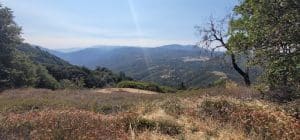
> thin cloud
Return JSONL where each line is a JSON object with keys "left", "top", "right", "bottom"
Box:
{"left": 24, "top": 35, "right": 195, "bottom": 49}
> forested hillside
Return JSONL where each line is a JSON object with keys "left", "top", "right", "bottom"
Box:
{"left": 49, "top": 45, "right": 258, "bottom": 88}
{"left": 17, "top": 43, "right": 132, "bottom": 89}
{"left": 0, "top": 4, "right": 130, "bottom": 90}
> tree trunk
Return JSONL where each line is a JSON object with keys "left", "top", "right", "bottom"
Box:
{"left": 231, "top": 53, "right": 251, "bottom": 86}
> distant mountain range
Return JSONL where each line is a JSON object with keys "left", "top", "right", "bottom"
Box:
{"left": 44, "top": 44, "right": 245, "bottom": 88}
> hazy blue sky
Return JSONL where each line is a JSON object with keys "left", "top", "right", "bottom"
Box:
{"left": 2, "top": 0, "right": 238, "bottom": 49}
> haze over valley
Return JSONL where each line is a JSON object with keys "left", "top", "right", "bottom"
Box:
{"left": 45, "top": 44, "right": 244, "bottom": 87}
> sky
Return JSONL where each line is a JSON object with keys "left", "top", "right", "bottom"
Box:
{"left": 1, "top": 0, "right": 238, "bottom": 49}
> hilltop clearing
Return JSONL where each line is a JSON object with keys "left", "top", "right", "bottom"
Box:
{"left": 0, "top": 87, "right": 298, "bottom": 140}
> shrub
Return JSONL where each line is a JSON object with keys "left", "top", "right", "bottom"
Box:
{"left": 157, "top": 119, "right": 183, "bottom": 135}
{"left": 91, "top": 104, "right": 128, "bottom": 115}
{"left": 35, "top": 65, "right": 60, "bottom": 90}
{"left": 132, "top": 118, "right": 183, "bottom": 136}
{"left": 162, "top": 98, "right": 185, "bottom": 116}
{"left": 134, "top": 118, "right": 157, "bottom": 131}
{"left": 199, "top": 99, "right": 236, "bottom": 121}
{"left": 160, "top": 86, "right": 178, "bottom": 93}
{"left": 211, "top": 78, "right": 227, "bottom": 87}
{"left": 59, "top": 79, "right": 79, "bottom": 89}
{"left": 198, "top": 99, "right": 300, "bottom": 139}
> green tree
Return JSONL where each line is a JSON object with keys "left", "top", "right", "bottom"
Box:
{"left": 35, "top": 65, "right": 60, "bottom": 89}
{"left": 230, "top": 0, "right": 300, "bottom": 99}
{"left": 0, "top": 4, "right": 38, "bottom": 89}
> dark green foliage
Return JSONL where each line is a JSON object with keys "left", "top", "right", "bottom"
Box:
{"left": 5, "top": 53, "right": 38, "bottom": 88}
{"left": 0, "top": 5, "right": 22, "bottom": 45}
{"left": 0, "top": 5, "right": 38, "bottom": 89}
{"left": 230, "top": 0, "right": 300, "bottom": 99}
{"left": 59, "top": 79, "right": 79, "bottom": 89}
{"left": 17, "top": 44, "right": 70, "bottom": 66}
{"left": 0, "top": 46, "right": 61, "bottom": 90}
{"left": 117, "top": 81, "right": 177, "bottom": 93}
{"left": 35, "top": 65, "right": 59, "bottom": 90}
{"left": 45, "top": 64, "right": 122, "bottom": 89}
{"left": 84, "top": 67, "right": 120, "bottom": 88}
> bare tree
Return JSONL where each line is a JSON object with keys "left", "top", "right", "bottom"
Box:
{"left": 196, "top": 17, "right": 251, "bottom": 86}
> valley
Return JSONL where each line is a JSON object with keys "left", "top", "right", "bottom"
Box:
{"left": 47, "top": 44, "right": 247, "bottom": 88}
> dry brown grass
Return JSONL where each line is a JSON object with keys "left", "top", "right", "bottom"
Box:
{"left": 198, "top": 97, "right": 300, "bottom": 139}
{"left": 0, "top": 87, "right": 299, "bottom": 140}
{"left": 0, "top": 88, "right": 160, "bottom": 114}
{"left": 0, "top": 109, "right": 132, "bottom": 140}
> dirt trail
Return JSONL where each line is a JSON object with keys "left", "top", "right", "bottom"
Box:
{"left": 96, "top": 88, "right": 159, "bottom": 95}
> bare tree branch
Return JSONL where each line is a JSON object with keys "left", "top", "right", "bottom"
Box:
{"left": 195, "top": 16, "right": 251, "bottom": 86}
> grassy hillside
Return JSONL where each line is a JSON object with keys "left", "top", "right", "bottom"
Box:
{"left": 0, "top": 87, "right": 298, "bottom": 139}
